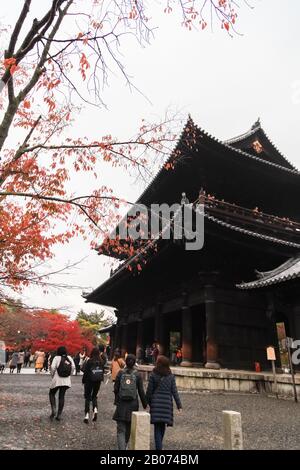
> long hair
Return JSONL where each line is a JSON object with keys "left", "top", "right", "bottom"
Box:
{"left": 57, "top": 346, "right": 67, "bottom": 356}
{"left": 153, "top": 355, "right": 171, "bottom": 376}
{"left": 90, "top": 347, "right": 101, "bottom": 361}
{"left": 113, "top": 349, "right": 121, "bottom": 360}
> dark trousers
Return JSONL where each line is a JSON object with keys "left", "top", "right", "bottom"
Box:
{"left": 84, "top": 382, "right": 101, "bottom": 413}
{"left": 154, "top": 422, "right": 166, "bottom": 450}
{"left": 17, "top": 364, "right": 22, "bottom": 373}
{"left": 49, "top": 386, "right": 68, "bottom": 416}
{"left": 117, "top": 421, "right": 131, "bottom": 450}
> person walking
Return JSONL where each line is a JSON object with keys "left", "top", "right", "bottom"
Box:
{"left": 10, "top": 350, "right": 19, "bottom": 373}
{"left": 110, "top": 349, "right": 125, "bottom": 382}
{"left": 175, "top": 348, "right": 182, "bottom": 365}
{"left": 24, "top": 350, "right": 30, "bottom": 367}
{"left": 5, "top": 348, "right": 10, "bottom": 367}
{"left": 113, "top": 354, "right": 147, "bottom": 450}
{"left": 43, "top": 352, "right": 50, "bottom": 372}
{"left": 35, "top": 350, "right": 45, "bottom": 373}
{"left": 146, "top": 355, "right": 182, "bottom": 451}
{"left": 49, "top": 346, "right": 75, "bottom": 421}
{"left": 29, "top": 352, "right": 35, "bottom": 368}
{"left": 152, "top": 342, "right": 159, "bottom": 364}
{"left": 17, "top": 350, "right": 25, "bottom": 373}
{"left": 79, "top": 349, "right": 87, "bottom": 373}
{"left": 145, "top": 345, "right": 152, "bottom": 365}
{"left": 74, "top": 352, "right": 80, "bottom": 375}
{"left": 82, "top": 347, "right": 106, "bottom": 423}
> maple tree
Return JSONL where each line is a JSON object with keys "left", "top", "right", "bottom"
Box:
{"left": 0, "top": 0, "right": 251, "bottom": 301}
{"left": 0, "top": 302, "right": 94, "bottom": 353}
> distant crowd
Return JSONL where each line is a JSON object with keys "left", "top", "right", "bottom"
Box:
{"left": 0, "top": 345, "right": 111, "bottom": 374}
{"left": 136, "top": 342, "right": 183, "bottom": 366}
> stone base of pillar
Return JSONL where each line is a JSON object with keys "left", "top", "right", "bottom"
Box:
{"left": 205, "top": 361, "right": 221, "bottom": 370}
{"left": 180, "top": 361, "right": 192, "bottom": 367}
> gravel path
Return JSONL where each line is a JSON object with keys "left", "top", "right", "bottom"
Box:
{"left": 1, "top": 372, "right": 300, "bottom": 450}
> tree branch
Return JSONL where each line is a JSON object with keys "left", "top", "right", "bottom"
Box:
{"left": 6, "top": 0, "right": 32, "bottom": 57}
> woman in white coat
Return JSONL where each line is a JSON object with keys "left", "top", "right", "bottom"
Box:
{"left": 49, "top": 346, "right": 75, "bottom": 421}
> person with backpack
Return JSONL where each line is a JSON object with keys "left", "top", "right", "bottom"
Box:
{"left": 110, "top": 349, "right": 125, "bottom": 382}
{"left": 146, "top": 355, "right": 182, "bottom": 451}
{"left": 113, "top": 354, "right": 147, "bottom": 450}
{"left": 82, "top": 347, "right": 106, "bottom": 424}
{"left": 49, "top": 346, "right": 75, "bottom": 421}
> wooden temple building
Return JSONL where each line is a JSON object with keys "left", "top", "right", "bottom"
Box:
{"left": 85, "top": 117, "right": 300, "bottom": 371}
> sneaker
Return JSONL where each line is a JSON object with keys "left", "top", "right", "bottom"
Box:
{"left": 84, "top": 412, "right": 89, "bottom": 424}
{"left": 92, "top": 407, "right": 98, "bottom": 422}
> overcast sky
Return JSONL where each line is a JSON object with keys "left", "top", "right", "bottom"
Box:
{"left": 2, "top": 1, "right": 300, "bottom": 318}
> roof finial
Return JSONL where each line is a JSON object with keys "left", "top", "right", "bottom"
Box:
{"left": 251, "top": 117, "right": 261, "bottom": 130}
{"left": 181, "top": 192, "right": 189, "bottom": 205}
{"left": 186, "top": 113, "right": 195, "bottom": 127}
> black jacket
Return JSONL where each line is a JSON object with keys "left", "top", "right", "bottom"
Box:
{"left": 146, "top": 372, "right": 182, "bottom": 426}
{"left": 113, "top": 368, "right": 147, "bottom": 422}
{"left": 82, "top": 357, "right": 106, "bottom": 384}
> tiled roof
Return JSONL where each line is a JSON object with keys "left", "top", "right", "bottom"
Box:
{"left": 224, "top": 119, "right": 261, "bottom": 145}
{"left": 236, "top": 255, "right": 300, "bottom": 289}
{"left": 223, "top": 119, "right": 297, "bottom": 171}
{"left": 137, "top": 116, "right": 300, "bottom": 207}
{"left": 204, "top": 212, "right": 300, "bottom": 249}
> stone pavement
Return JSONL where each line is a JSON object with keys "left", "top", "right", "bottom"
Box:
{"left": 1, "top": 372, "right": 300, "bottom": 450}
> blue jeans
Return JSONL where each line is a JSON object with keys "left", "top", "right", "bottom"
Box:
{"left": 154, "top": 422, "right": 166, "bottom": 450}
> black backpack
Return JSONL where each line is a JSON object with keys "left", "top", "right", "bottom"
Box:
{"left": 57, "top": 355, "right": 72, "bottom": 377}
{"left": 119, "top": 369, "right": 137, "bottom": 401}
{"left": 89, "top": 361, "right": 104, "bottom": 382}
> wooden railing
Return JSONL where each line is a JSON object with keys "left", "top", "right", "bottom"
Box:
{"left": 199, "top": 192, "right": 300, "bottom": 243}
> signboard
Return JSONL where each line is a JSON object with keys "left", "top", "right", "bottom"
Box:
{"left": 267, "top": 346, "right": 276, "bottom": 361}
{"left": 276, "top": 322, "right": 289, "bottom": 370}
{"left": 0, "top": 340, "right": 6, "bottom": 365}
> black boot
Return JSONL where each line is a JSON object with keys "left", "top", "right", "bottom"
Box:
{"left": 56, "top": 400, "right": 64, "bottom": 421}
{"left": 49, "top": 393, "right": 56, "bottom": 420}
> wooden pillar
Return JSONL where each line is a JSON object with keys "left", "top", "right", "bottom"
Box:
{"left": 136, "top": 313, "right": 144, "bottom": 362}
{"left": 266, "top": 293, "right": 281, "bottom": 369}
{"left": 154, "top": 304, "right": 164, "bottom": 355}
{"left": 114, "top": 323, "right": 121, "bottom": 351}
{"left": 181, "top": 305, "right": 192, "bottom": 367}
{"left": 204, "top": 284, "right": 220, "bottom": 369}
{"left": 121, "top": 316, "right": 128, "bottom": 358}
{"left": 109, "top": 327, "right": 115, "bottom": 357}
{"left": 266, "top": 293, "right": 277, "bottom": 345}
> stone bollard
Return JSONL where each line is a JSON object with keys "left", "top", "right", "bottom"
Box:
{"left": 222, "top": 410, "right": 243, "bottom": 450}
{"left": 130, "top": 411, "right": 150, "bottom": 450}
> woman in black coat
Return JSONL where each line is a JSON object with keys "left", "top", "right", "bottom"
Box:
{"left": 113, "top": 354, "right": 147, "bottom": 450}
{"left": 146, "top": 355, "right": 182, "bottom": 450}
{"left": 82, "top": 347, "right": 106, "bottom": 423}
